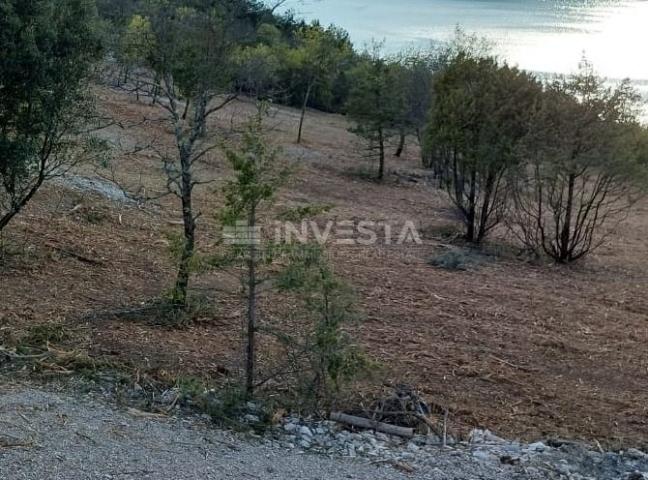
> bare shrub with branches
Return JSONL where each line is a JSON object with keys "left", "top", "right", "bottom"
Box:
{"left": 510, "top": 62, "right": 648, "bottom": 263}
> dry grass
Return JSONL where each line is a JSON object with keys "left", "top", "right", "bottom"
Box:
{"left": 1, "top": 87, "right": 647, "bottom": 447}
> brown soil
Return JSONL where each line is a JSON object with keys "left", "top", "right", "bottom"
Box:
{"left": 1, "top": 87, "right": 647, "bottom": 448}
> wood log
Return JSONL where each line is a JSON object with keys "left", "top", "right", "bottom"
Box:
{"left": 330, "top": 412, "right": 414, "bottom": 438}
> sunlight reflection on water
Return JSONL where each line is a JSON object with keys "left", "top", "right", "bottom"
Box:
{"left": 280, "top": 0, "right": 648, "bottom": 121}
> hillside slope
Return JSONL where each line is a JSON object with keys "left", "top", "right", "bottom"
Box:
{"left": 1, "top": 87, "right": 647, "bottom": 447}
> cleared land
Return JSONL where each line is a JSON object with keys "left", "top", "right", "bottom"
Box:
{"left": 1, "top": 88, "right": 647, "bottom": 448}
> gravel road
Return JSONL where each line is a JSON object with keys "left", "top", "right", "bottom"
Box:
{"left": 1, "top": 383, "right": 645, "bottom": 480}
{"left": 0, "top": 383, "right": 543, "bottom": 480}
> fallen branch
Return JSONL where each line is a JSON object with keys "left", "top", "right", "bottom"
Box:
{"left": 45, "top": 242, "right": 105, "bottom": 266}
{"left": 490, "top": 355, "right": 537, "bottom": 373}
{"left": 0, "top": 347, "right": 54, "bottom": 361}
{"left": 330, "top": 412, "right": 414, "bottom": 438}
{"left": 0, "top": 436, "right": 34, "bottom": 449}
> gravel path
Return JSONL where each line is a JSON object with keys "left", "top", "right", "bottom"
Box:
{"left": 1, "top": 384, "right": 646, "bottom": 480}
{"left": 0, "top": 385, "right": 410, "bottom": 480}
{"left": 0, "top": 384, "right": 537, "bottom": 480}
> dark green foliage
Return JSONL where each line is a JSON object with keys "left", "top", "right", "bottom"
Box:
{"left": 284, "top": 24, "right": 354, "bottom": 142}
{"left": 116, "top": 0, "right": 256, "bottom": 309}
{"left": 217, "top": 105, "right": 290, "bottom": 397}
{"left": 425, "top": 51, "right": 542, "bottom": 242}
{"left": 0, "top": 0, "right": 103, "bottom": 231}
{"left": 346, "top": 44, "right": 404, "bottom": 181}
{"left": 276, "top": 244, "right": 369, "bottom": 408}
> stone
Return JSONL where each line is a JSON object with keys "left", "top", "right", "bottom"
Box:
{"left": 500, "top": 455, "right": 521, "bottom": 466}
{"left": 526, "top": 441, "right": 547, "bottom": 453}
{"left": 627, "top": 473, "right": 645, "bottom": 480}
{"left": 347, "top": 444, "right": 356, "bottom": 458}
{"left": 299, "top": 426, "right": 313, "bottom": 437}
{"left": 626, "top": 449, "right": 648, "bottom": 460}
{"left": 472, "top": 450, "right": 493, "bottom": 462}
{"left": 407, "top": 442, "right": 420, "bottom": 452}
{"left": 469, "top": 429, "right": 506, "bottom": 444}
{"left": 298, "top": 439, "right": 311, "bottom": 449}
{"left": 283, "top": 422, "right": 297, "bottom": 433}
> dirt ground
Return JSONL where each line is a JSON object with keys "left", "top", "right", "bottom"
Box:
{"left": 1, "top": 87, "right": 647, "bottom": 448}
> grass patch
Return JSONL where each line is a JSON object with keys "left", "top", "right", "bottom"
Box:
{"left": 429, "top": 248, "right": 487, "bottom": 271}
{"left": 343, "top": 164, "right": 380, "bottom": 182}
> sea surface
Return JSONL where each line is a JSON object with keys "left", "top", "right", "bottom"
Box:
{"left": 278, "top": 0, "right": 648, "bottom": 118}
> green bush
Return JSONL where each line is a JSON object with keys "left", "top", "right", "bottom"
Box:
{"left": 429, "top": 249, "right": 483, "bottom": 271}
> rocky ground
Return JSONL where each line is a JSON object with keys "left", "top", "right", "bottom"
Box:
{"left": 1, "top": 382, "right": 647, "bottom": 480}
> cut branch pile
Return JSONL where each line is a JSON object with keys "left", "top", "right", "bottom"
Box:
{"left": 333, "top": 385, "right": 449, "bottom": 441}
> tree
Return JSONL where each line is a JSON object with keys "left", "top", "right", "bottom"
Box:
{"left": 128, "top": 1, "right": 244, "bottom": 309}
{"left": 286, "top": 24, "right": 352, "bottom": 143}
{"left": 425, "top": 52, "right": 541, "bottom": 242}
{"left": 117, "top": 13, "right": 154, "bottom": 90}
{"left": 233, "top": 25, "right": 283, "bottom": 99}
{"left": 391, "top": 51, "right": 436, "bottom": 159}
{"left": 276, "top": 244, "right": 366, "bottom": 408}
{"left": 0, "top": 0, "right": 103, "bottom": 232}
{"left": 510, "top": 62, "right": 648, "bottom": 262}
{"left": 346, "top": 45, "right": 413, "bottom": 181}
{"left": 218, "top": 105, "right": 290, "bottom": 397}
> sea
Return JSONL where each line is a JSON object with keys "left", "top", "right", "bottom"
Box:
{"left": 278, "top": 0, "right": 648, "bottom": 120}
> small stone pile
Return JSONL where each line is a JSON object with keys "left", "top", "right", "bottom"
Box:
{"left": 260, "top": 416, "right": 648, "bottom": 480}
{"left": 273, "top": 415, "right": 440, "bottom": 460}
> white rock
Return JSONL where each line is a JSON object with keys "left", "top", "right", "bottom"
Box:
{"left": 298, "top": 439, "right": 311, "bottom": 449}
{"left": 283, "top": 422, "right": 297, "bottom": 432}
{"left": 526, "top": 441, "right": 547, "bottom": 453}
{"left": 299, "top": 426, "right": 313, "bottom": 437}
{"left": 407, "top": 442, "right": 420, "bottom": 452}
{"left": 347, "top": 444, "right": 356, "bottom": 458}
{"left": 625, "top": 448, "right": 648, "bottom": 460}
{"left": 472, "top": 450, "right": 493, "bottom": 462}
{"left": 469, "top": 429, "right": 506, "bottom": 444}
{"left": 375, "top": 432, "right": 390, "bottom": 442}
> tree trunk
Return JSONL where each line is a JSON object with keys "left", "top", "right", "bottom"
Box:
{"left": 378, "top": 127, "right": 385, "bottom": 181}
{"left": 173, "top": 150, "right": 196, "bottom": 309}
{"left": 465, "top": 168, "right": 477, "bottom": 242}
{"left": 559, "top": 173, "right": 576, "bottom": 262}
{"left": 245, "top": 206, "right": 258, "bottom": 398}
{"left": 416, "top": 128, "right": 428, "bottom": 167}
{"left": 0, "top": 163, "right": 47, "bottom": 232}
{"left": 476, "top": 172, "right": 495, "bottom": 242}
{"left": 297, "top": 80, "right": 313, "bottom": 144}
{"left": 395, "top": 130, "right": 406, "bottom": 157}
{"left": 151, "top": 74, "right": 160, "bottom": 105}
